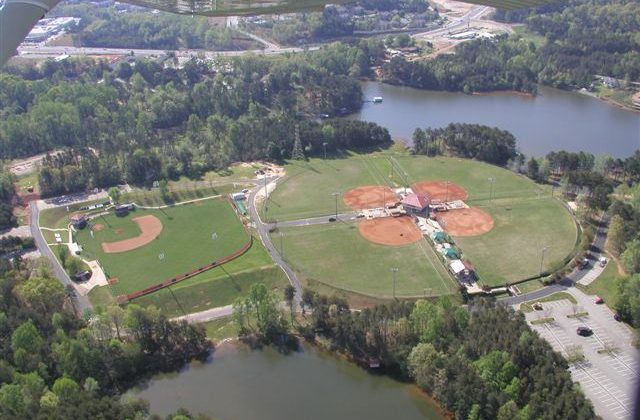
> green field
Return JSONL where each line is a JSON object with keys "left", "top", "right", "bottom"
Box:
{"left": 275, "top": 221, "right": 457, "bottom": 298}
{"left": 74, "top": 198, "right": 249, "bottom": 296}
{"left": 267, "top": 152, "right": 578, "bottom": 286}
{"left": 456, "top": 198, "right": 578, "bottom": 285}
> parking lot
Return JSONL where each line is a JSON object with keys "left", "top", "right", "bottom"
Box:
{"left": 525, "top": 298, "right": 639, "bottom": 420}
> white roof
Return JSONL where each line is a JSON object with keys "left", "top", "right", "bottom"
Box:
{"left": 449, "top": 260, "right": 465, "bottom": 274}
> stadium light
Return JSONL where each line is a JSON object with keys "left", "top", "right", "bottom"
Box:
{"left": 323, "top": 142, "right": 328, "bottom": 160}
{"left": 390, "top": 267, "right": 399, "bottom": 299}
{"left": 539, "top": 246, "right": 549, "bottom": 277}
{"left": 488, "top": 176, "right": 496, "bottom": 203}
{"left": 331, "top": 192, "right": 340, "bottom": 220}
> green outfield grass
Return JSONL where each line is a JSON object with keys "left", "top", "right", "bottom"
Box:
{"left": 88, "top": 232, "right": 289, "bottom": 316}
{"left": 456, "top": 197, "right": 578, "bottom": 285}
{"left": 262, "top": 152, "right": 386, "bottom": 221}
{"left": 74, "top": 198, "right": 249, "bottom": 296}
{"left": 275, "top": 221, "right": 458, "bottom": 298}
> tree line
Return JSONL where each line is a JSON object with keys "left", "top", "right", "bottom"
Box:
{"left": 0, "top": 47, "right": 390, "bottom": 196}
{"left": 0, "top": 257, "right": 211, "bottom": 419}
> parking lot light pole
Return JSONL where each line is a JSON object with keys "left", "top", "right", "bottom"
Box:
{"left": 391, "top": 267, "right": 399, "bottom": 299}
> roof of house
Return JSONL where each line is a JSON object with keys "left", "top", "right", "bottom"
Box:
{"left": 401, "top": 193, "right": 430, "bottom": 209}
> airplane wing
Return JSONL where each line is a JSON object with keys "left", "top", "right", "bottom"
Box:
{"left": 0, "top": 0, "right": 561, "bottom": 66}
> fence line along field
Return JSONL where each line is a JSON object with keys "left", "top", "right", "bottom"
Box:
{"left": 267, "top": 152, "right": 578, "bottom": 288}
{"left": 74, "top": 198, "right": 249, "bottom": 297}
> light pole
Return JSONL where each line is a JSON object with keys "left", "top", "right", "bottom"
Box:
{"left": 539, "top": 246, "right": 549, "bottom": 277}
{"left": 332, "top": 192, "right": 340, "bottom": 219}
{"left": 391, "top": 267, "right": 399, "bottom": 299}
{"left": 445, "top": 181, "right": 450, "bottom": 203}
{"left": 488, "top": 176, "right": 496, "bottom": 203}
{"left": 279, "top": 232, "right": 284, "bottom": 258}
{"left": 323, "top": 142, "right": 328, "bottom": 160}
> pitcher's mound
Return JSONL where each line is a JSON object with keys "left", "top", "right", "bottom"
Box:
{"left": 412, "top": 181, "right": 468, "bottom": 201}
{"left": 344, "top": 185, "right": 397, "bottom": 210}
{"left": 437, "top": 207, "right": 494, "bottom": 237}
{"left": 359, "top": 216, "right": 422, "bottom": 246}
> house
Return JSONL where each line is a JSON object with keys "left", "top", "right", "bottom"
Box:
{"left": 401, "top": 193, "right": 431, "bottom": 215}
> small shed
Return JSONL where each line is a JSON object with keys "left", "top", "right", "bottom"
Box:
{"left": 70, "top": 214, "right": 88, "bottom": 229}
{"left": 401, "top": 193, "right": 431, "bottom": 215}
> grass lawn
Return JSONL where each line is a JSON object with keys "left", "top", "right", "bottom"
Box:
{"left": 75, "top": 198, "right": 249, "bottom": 296}
{"left": 578, "top": 257, "right": 627, "bottom": 306}
{"left": 39, "top": 199, "right": 107, "bottom": 230}
{"left": 15, "top": 172, "right": 39, "bottom": 194}
{"left": 121, "top": 184, "right": 244, "bottom": 208}
{"left": 275, "top": 221, "right": 458, "bottom": 298}
{"left": 456, "top": 197, "right": 578, "bottom": 285}
{"left": 202, "top": 317, "right": 238, "bottom": 341}
{"left": 262, "top": 152, "right": 383, "bottom": 221}
{"left": 88, "top": 285, "right": 116, "bottom": 307}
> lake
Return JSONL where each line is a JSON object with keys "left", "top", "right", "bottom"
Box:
{"left": 351, "top": 81, "right": 640, "bottom": 158}
{"left": 129, "top": 342, "right": 446, "bottom": 420}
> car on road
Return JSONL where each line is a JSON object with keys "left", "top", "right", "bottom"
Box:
{"left": 328, "top": 217, "right": 336, "bottom": 222}
{"left": 594, "top": 296, "right": 604, "bottom": 304}
{"left": 576, "top": 326, "right": 593, "bottom": 336}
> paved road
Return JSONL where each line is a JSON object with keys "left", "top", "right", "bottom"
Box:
{"left": 174, "top": 304, "right": 233, "bottom": 324}
{"left": 412, "top": 5, "right": 491, "bottom": 39}
{"left": 29, "top": 201, "right": 92, "bottom": 315}
{"left": 275, "top": 212, "right": 360, "bottom": 228}
{"left": 247, "top": 177, "right": 303, "bottom": 306}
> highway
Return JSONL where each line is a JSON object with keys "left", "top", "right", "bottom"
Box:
{"left": 412, "top": 5, "right": 492, "bottom": 40}
{"left": 29, "top": 201, "right": 92, "bottom": 315}
{"left": 16, "top": 44, "right": 318, "bottom": 60}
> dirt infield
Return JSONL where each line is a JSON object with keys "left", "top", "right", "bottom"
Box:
{"left": 344, "top": 185, "right": 397, "bottom": 210}
{"left": 358, "top": 216, "right": 422, "bottom": 246}
{"left": 101, "top": 215, "right": 163, "bottom": 253}
{"left": 437, "top": 207, "right": 494, "bottom": 237}
{"left": 412, "top": 181, "right": 468, "bottom": 201}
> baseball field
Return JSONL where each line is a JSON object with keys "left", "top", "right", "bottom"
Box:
{"left": 266, "top": 152, "right": 578, "bottom": 289}
{"left": 75, "top": 198, "right": 249, "bottom": 297}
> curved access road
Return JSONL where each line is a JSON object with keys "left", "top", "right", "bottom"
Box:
{"left": 247, "top": 176, "right": 302, "bottom": 307}
{"left": 29, "top": 201, "right": 92, "bottom": 315}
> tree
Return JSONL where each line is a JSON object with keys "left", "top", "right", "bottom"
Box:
{"left": 52, "top": 377, "right": 80, "bottom": 402}
{"left": 108, "top": 187, "right": 120, "bottom": 203}
{"left": 284, "top": 285, "right": 295, "bottom": 324}
{"left": 497, "top": 400, "right": 520, "bottom": 420}
{"left": 527, "top": 157, "right": 540, "bottom": 181}
{"left": 606, "top": 215, "right": 627, "bottom": 256}
{"left": 11, "top": 321, "right": 44, "bottom": 372}
{"left": 621, "top": 239, "right": 640, "bottom": 275}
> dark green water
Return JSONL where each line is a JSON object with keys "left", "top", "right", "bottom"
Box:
{"left": 129, "top": 343, "right": 446, "bottom": 420}
{"left": 352, "top": 81, "right": 640, "bottom": 158}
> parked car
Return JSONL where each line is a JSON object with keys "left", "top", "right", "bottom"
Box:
{"left": 614, "top": 313, "right": 622, "bottom": 322}
{"left": 599, "top": 257, "right": 607, "bottom": 267}
{"left": 594, "top": 296, "right": 604, "bottom": 304}
{"left": 579, "top": 258, "right": 590, "bottom": 269}
{"left": 532, "top": 302, "right": 543, "bottom": 311}
{"left": 576, "top": 326, "right": 593, "bottom": 336}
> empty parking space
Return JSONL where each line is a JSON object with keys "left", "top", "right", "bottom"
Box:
{"left": 525, "top": 298, "right": 638, "bottom": 420}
